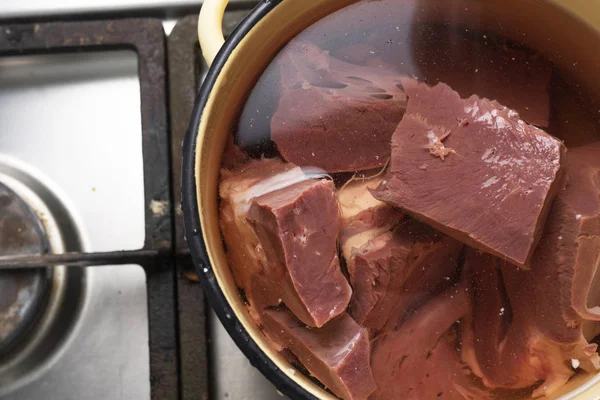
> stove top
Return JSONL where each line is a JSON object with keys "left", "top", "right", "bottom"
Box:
{"left": 0, "top": 4, "right": 283, "bottom": 400}
{"left": 0, "top": 18, "right": 175, "bottom": 400}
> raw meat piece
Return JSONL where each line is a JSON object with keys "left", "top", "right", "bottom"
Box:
{"left": 461, "top": 249, "right": 600, "bottom": 397}
{"left": 262, "top": 309, "right": 376, "bottom": 400}
{"left": 338, "top": 176, "right": 403, "bottom": 263}
{"left": 370, "top": 285, "right": 488, "bottom": 400}
{"left": 248, "top": 178, "right": 351, "bottom": 327}
{"left": 219, "top": 159, "right": 348, "bottom": 326}
{"left": 346, "top": 219, "right": 463, "bottom": 332}
{"left": 338, "top": 177, "right": 397, "bottom": 231}
{"left": 219, "top": 159, "right": 306, "bottom": 322}
{"left": 373, "top": 79, "right": 565, "bottom": 267}
{"left": 271, "top": 41, "right": 407, "bottom": 173}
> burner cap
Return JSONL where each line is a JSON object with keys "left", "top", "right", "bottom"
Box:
{"left": 0, "top": 181, "right": 51, "bottom": 356}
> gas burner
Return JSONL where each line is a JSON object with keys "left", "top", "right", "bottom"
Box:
{"left": 0, "top": 182, "right": 51, "bottom": 357}
{"left": 0, "top": 18, "right": 175, "bottom": 400}
{"left": 0, "top": 165, "right": 83, "bottom": 398}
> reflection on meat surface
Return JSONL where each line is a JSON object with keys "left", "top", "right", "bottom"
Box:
{"left": 373, "top": 79, "right": 565, "bottom": 267}
{"left": 411, "top": 26, "right": 553, "bottom": 127}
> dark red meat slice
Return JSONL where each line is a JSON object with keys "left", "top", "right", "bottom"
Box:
{"left": 262, "top": 309, "right": 376, "bottom": 400}
{"left": 219, "top": 159, "right": 307, "bottom": 323}
{"left": 346, "top": 219, "right": 463, "bottom": 332}
{"left": 370, "top": 285, "right": 488, "bottom": 400}
{"left": 271, "top": 41, "right": 407, "bottom": 173}
{"left": 248, "top": 178, "right": 351, "bottom": 327}
{"left": 373, "top": 79, "right": 565, "bottom": 267}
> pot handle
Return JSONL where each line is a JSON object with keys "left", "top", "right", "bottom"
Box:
{"left": 198, "top": 0, "right": 230, "bottom": 67}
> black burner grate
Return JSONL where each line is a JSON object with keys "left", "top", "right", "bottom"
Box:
{"left": 167, "top": 10, "right": 250, "bottom": 400}
{"left": 0, "top": 18, "right": 177, "bottom": 400}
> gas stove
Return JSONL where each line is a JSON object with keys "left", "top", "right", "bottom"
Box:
{"left": 0, "top": 2, "right": 286, "bottom": 400}
{"left": 0, "top": 18, "right": 174, "bottom": 400}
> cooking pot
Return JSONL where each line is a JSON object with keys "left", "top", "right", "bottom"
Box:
{"left": 181, "top": 0, "right": 600, "bottom": 398}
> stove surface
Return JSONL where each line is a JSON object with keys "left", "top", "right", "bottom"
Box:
{"left": 3, "top": 265, "right": 150, "bottom": 400}
{"left": 0, "top": 50, "right": 150, "bottom": 399}
{"left": 0, "top": 51, "right": 146, "bottom": 252}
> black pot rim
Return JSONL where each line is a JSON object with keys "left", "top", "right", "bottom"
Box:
{"left": 181, "top": 1, "right": 318, "bottom": 399}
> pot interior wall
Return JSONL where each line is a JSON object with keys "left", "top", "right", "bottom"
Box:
{"left": 194, "top": 0, "right": 600, "bottom": 398}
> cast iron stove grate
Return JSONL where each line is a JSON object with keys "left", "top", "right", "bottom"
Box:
{"left": 0, "top": 18, "right": 177, "bottom": 400}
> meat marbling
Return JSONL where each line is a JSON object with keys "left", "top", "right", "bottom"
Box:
{"left": 346, "top": 218, "right": 463, "bottom": 332}
{"left": 262, "top": 309, "right": 376, "bottom": 400}
{"left": 338, "top": 176, "right": 404, "bottom": 263}
{"left": 370, "top": 285, "right": 488, "bottom": 400}
{"left": 373, "top": 79, "right": 565, "bottom": 267}
{"left": 271, "top": 41, "right": 407, "bottom": 173}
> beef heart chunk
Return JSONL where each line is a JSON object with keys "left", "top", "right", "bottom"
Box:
{"left": 346, "top": 219, "right": 462, "bottom": 333}
{"left": 373, "top": 79, "right": 565, "bottom": 267}
{"left": 248, "top": 178, "right": 351, "bottom": 327}
{"left": 271, "top": 41, "right": 407, "bottom": 173}
{"left": 370, "top": 285, "right": 488, "bottom": 400}
{"left": 219, "top": 159, "right": 307, "bottom": 323}
{"left": 262, "top": 309, "right": 376, "bottom": 400}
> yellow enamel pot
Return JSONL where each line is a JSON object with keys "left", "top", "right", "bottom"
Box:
{"left": 181, "top": 0, "right": 600, "bottom": 398}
